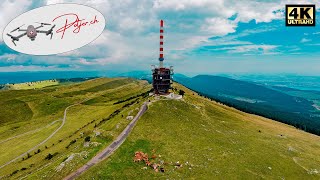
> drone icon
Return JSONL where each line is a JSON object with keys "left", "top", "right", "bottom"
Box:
{"left": 6, "top": 22, "right": 56, "bottom": 46}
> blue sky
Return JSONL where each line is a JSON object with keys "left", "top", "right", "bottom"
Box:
{"left": 0, "top": 0, "right": 320, "bottom": 75}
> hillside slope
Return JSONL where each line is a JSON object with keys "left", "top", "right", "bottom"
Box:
{"left": 79, "top": 83, "right": 320, "bottom": 179}
{"left": 0, "top": 78, "right": 151, "bottom": 179}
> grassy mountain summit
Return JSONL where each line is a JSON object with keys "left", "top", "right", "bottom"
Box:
{"left": 79, "top": 83, "right": 320, "bottom": 179}
{"left": 0, "top": 78, "right": 319, "bottom": 179}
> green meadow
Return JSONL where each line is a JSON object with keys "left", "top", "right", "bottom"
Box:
{"left": 79, "top": 83, "right": 320, "bottom": 179}
{"left": 0, "top": 78, "right": 151, "bottom": 179}
{"left": 0, "top": 78, "right": 319, "bottom": 179}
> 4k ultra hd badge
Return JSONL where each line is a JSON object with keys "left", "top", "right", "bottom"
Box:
{"left": 286, "top": 4, "right": 316, "bottom": 26}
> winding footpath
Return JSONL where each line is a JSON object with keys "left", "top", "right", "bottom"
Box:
{"left": 0, "top": 103, "right": 81, "bottom": 169}
{"left": 64, "top": 102, "right": 148, "bottom": 180}
{"left": 0, "top": 120, "right": 61, "bottom": 145}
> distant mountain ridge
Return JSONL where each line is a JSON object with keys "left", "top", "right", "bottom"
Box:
{"left": 175, "top": 75, "right": 320, "bottom": 135}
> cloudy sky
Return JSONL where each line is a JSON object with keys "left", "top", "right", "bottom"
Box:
{"left": 0, "top": 0, "right": 320, "bottom": 75}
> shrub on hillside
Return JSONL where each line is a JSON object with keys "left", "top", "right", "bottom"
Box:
{"left": 66, "top": 139, "right": 77, "bottom": 148}
{"left": 45, "top": 153, "right": 53, "bottom": 160}
{"left": 85, "top": 136, "right": 91, "bottom": 142}
{"left": 10, "top": 170, "right": 19, "bottom": 176}
{"left": 179, "top": 90, "right": 185, "bottom": 96}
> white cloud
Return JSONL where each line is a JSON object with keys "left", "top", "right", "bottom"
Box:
{"left": 153, "top": 0, "right": 233, "bottom": 17}
{"left": 46, "top": 0, "right": 63, "bottom": 4}
{"left": 201, "top": 25, "right": 277, "bottom": 49}
{"left": 201, "top": 17, "right": 237, "bottom": 36}
{"left": 90, "top": 0, "right": 285, "bottom": 64}
{"left": 41, "top": 1, "right": 289, "bottom": 58}
{"left": 0, "top": 0, "right": 32, "bottom": 41}
{"left": 86, "top": 0, "right": 290, "bottom": 63}
{"left": 79, "top": 58, "right": 93, "bottom": 65}
{"left": 3, "top": 0, "right": 316, "bottom": 71}
{"left": 301, "top": 38, "right": 311, "bottom": 43}
{"left": 230, "top": 1, "right": 283, "bottom": 23}
{"left": 224, "top": 44, "right": 278, "bottom": 54}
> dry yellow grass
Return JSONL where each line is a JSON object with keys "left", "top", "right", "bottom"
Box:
{"left": 4, "top": 80, "right": 59, "bottom": 90}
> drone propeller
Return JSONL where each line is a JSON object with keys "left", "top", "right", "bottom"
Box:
{"left": 45, "top": 25, "right": 55, "bottom": 39}
{"left": 12, "top": 40, "right": 17, "bottom": 46}
{"left": 7, "top": 34, "right": 17, "bottom": 46}
{"left": 47, "top": 24, "right": 56, "bottom": 34}
{"left": 50, "top": 24, "right": 56, "bottom": 31}
{"left": 7, "top": 33, "right": 18, "bottom": 41}
{"left": 35, "top": 22, "right": 51, "bottom": 26}
{"left": 10, "top": 24, "right": 25, "bottom": 33}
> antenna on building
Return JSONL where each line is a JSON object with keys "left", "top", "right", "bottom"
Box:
{"left": 152, "top": 20, "right": 173, "bottom": 95}
{"left": 159, "top": 20, "right": 164, "bottom": 68}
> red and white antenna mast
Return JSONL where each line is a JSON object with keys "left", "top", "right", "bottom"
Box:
{"left": 159, "top": 20, "right": 164, "bottom": 68}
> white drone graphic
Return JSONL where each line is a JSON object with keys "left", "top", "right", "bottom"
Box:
{"left": 6, "top": 22, "right": 56, "bottom": 46}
